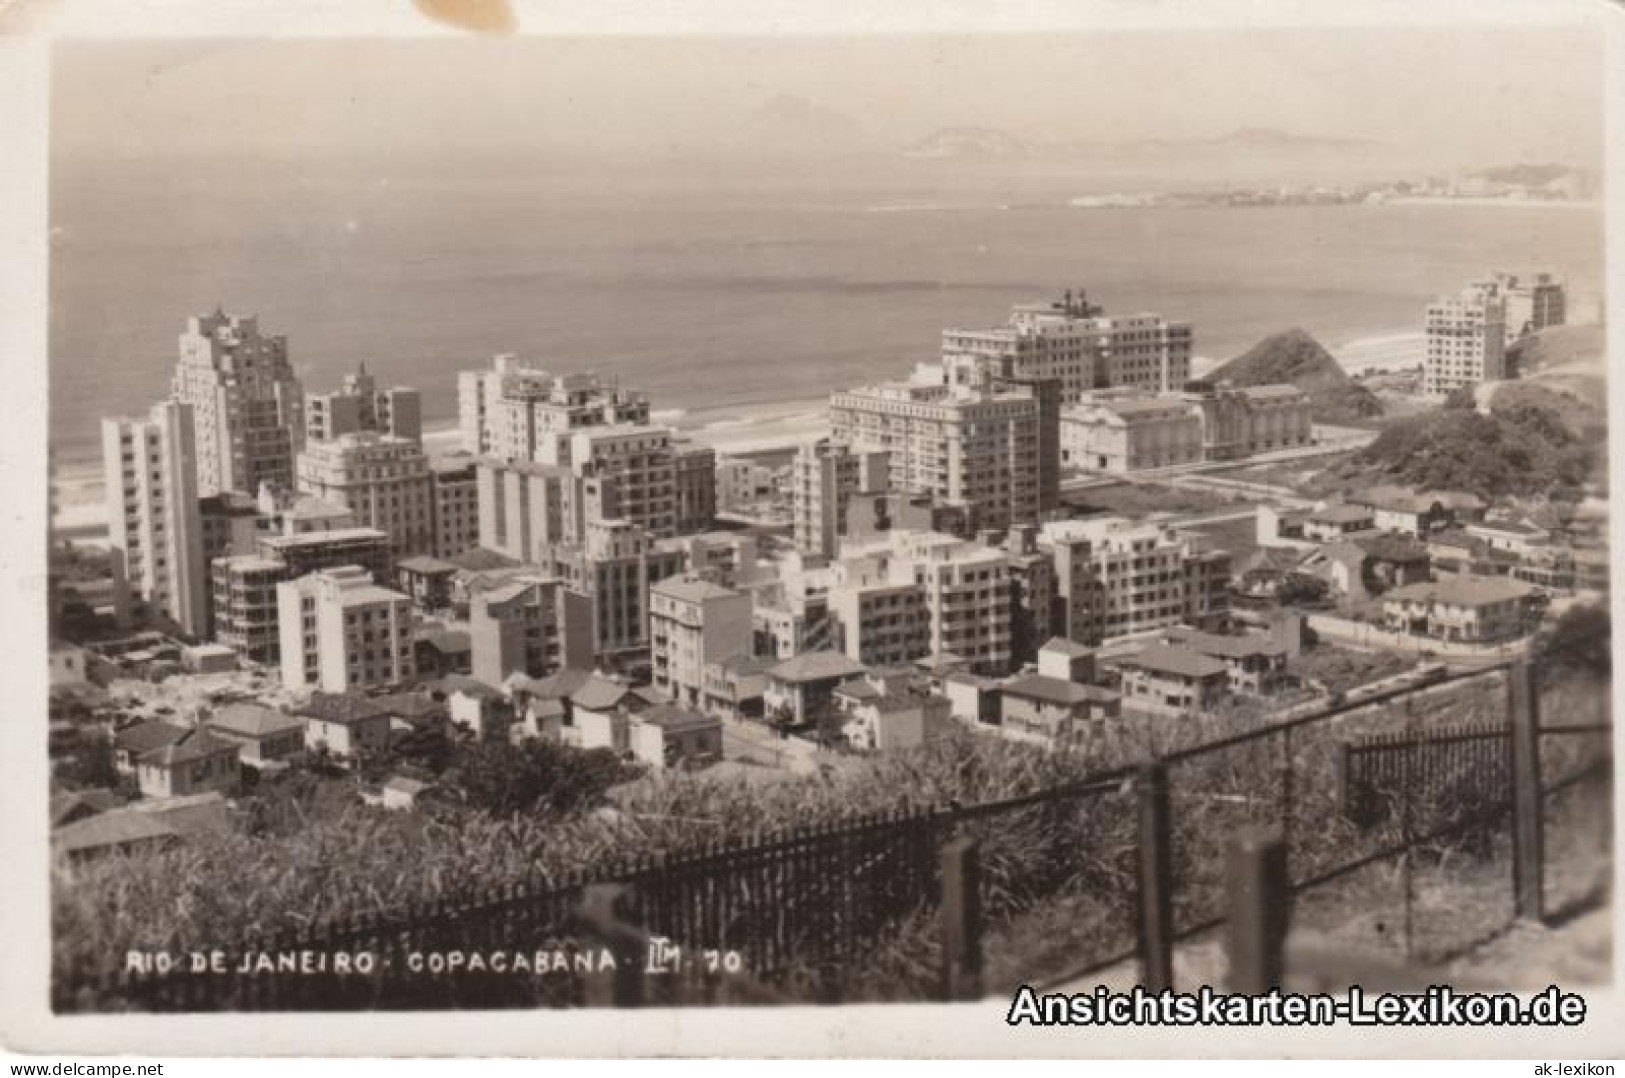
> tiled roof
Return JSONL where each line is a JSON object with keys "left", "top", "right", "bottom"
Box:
{"left": 139, "top": 728, "right": 240, "bottom": 768}
{"left": 371, "top": 692, "right": 449, "bottom": 719}
{"left": 1001, "top": 673, "right": 1114, "bottom": 706}
{"left": 653, "top": 574, "right": 740, "bottom": 603}
{"left": 207, "top": 703, "right": 305, "bottom": 738}
{"left": 770, "top": 651, "right": 869, "bottom": 684}
{"left": 52, "top": 811, "right": 178, "bottom": 856}
{"left": 1039, "top": 637, "right": 1094, "bottom": 658}
{"left": 1164, "top": 627, "right": 1288, "bottom": 660}
{"left": 1383, "top": 578, "right": 1535, "bottom": 607}
{"left": 447, "top": 548, "right": 522, "bottom": 572}
{"left": 529, "top": 667, "right": 593, "bottom": 700}
{"left": 297, "top": 692, "right": 391, "bottom": 725}
{"left": 572, "top": 676, "right": 636, "bottom": 712}
{"left": 433, "top": 674, "right": 504, "bottom": 701}
{"left": 1122, "top": 644, "right": 1228, "bottom": 680}
{"left": 114, "top": 720, "right": 189, "bottom": 756}
{"left": 638, "top": 704, "right": 720, "bottom": 732}
{"left": 397, "top": 555, "right": 458, "bottom": 575}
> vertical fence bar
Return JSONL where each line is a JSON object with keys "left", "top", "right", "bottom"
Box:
{"left": 940, "top": 836, "right": 984, "bottom": 1002}
{"left": 576, "top": 884, "right": 647, "bottom": 1008}
{"left": 1225, "top": 830, "right": 1289, "bottom": 994}
{"left": 1508, "top": 660, "right": 1545, "bottom": 921}
{"left": 1135, "top": 762, "right": 1175, "bottom": 992}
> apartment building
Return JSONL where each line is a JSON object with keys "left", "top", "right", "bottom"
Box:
{"left": 829, "top": 375, "right": 1040, "bottom": 535}
{"left": 172, "top": 309, "right": 304, "bottom": 496}
{"left": 101, "top": 401, "right": 208, "bottom": 637}
{"left": 672, "top": 442, "right": 718, "bottom": 536}
{"left": 429, "top": 455, "right": 480, "bottom": 560}
{"left": 791, "top": 437, "right": 892, "bottom": 559}
{"left": 305, "top": 362, "right": 422, "bottom": 444}
{"left": 942, "top": 291, "right": 1193, "bottom": 402}
{"left": 276, "top": 565, "right": 417, "bottom": 692}
{"left": 1042, "top": 517, "right": 1231, "bottom": 645}
{"left": 476, "top": 459, "right": 574, "bottom": 563}
{"left": 1424, "top": 279, "right": 1509, "bottom": 397}
{"left": 540, "top": 520, "right": 687, "bottom": 658}
{"left": 1061, "top": 382, "right": 1311, "bottom": 473}
{"left": 468, "top": 577, "right": 594, "bottom": 686}
{"left": 648, "top": 575, "right": 754, "bottom": 709}
{"left": 1495, "top": 272, "right": 1566, "bottom": 346}
{"left": 538, "top": 425, "right": 681, "bottom": 538}
{"left": 296, "top": 432, "right": 435, "bottom": 558}
{"left": 212, "top": 527, "right": 392, "bottom": 665}
{"left": 457, "top": 355, "right": 650, "bottom": 461}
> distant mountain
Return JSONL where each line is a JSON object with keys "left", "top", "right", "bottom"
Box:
{"left": 1207, "top": 327, "right": 1384, "bottom": 425}
{"left": 904, "top": 126, "right": 1030, "bottom": 160}
{"left": 737, "top": 94, "right": 874, "bottom": 156}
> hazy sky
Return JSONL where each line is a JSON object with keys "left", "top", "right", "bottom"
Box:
{"left": 52, "top": 27, "right": 1602, "bottom": 167}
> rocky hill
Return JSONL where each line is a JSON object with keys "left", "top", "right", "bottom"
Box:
{"left": 903, "top": 126, "right": 1029, "bottom": 160}
{"left": 1205, "top": 327, "right": 1384, "bottom": 425}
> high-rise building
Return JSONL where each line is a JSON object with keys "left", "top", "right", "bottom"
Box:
{"left": 468, "top": 577, "right": 594, "bottom": 686}
{"left": 306, "top": 362, "right": 423, "bottom": 444}
{"left": 429, "top": 455, "right": 480, "bottom": 560}
{"left": 540, "top": 520, "right": 687, "bottom": 659}
{"left": 791, "top": 438, "right": 892, "bottom": 559}
{"left": 295, "top": 432, "right": 435, "bottom": 558}
{"left": 648, "top": 575, "right": 753, "bottom": 709}
{"left": 1424, "top": 279, "right": 1509, "bottom": 398}
{"left": 829, "top": 374, "right": 1039, "bottom": 535}
{"left": 276, "top": 566, "right": 416, "bottom": 692}
{"left": 171, "top": 310, "right": 304, "bottom": 497}
{"left": 212, "top": 526, "right": 393, "bottom": 665}
{"left": 672, "top": 442, "right": 718, "bottom": 536}
{"left": 476, "top": 459, "right": 574, "bottom": 563}
{"left": 1494, "top": 272, "right": 1566, "bottom": 347}
{"left": 942, "top": 292, "right": 1194, "bottom": 402}
{"left": 457, "top": 355, "right": 651, "bottom": 461}
{"left": 538, "top": 425, "right": 680, "bottom": 538}
{"left": 101, "top": 401, "right": 208, "bottom": 637}
{"left": 1041, "top": 517, "right": 1230, "bottom": 645}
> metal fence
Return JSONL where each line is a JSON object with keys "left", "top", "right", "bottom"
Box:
{"left": 62, "top": 661, "right": 1612, "bottom": 1011}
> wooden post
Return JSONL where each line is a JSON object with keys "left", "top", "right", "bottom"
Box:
{"left": 1136, "top": 762, "right": 1175, "bottom": 992}
{"left": 940, "top": 836, "right": 984, "bottom": 1002}
{"left": 1226, "top": 830, "right": 1289, "bottom": 994}
{"left": 1508, "top": 660, "right": 1545, "bottom": 921}
{"left": 576, "top": 884, "right": 648, "bottom": 1008}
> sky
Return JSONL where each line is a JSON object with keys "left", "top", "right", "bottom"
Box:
{"left": 50, "top": 27, "right": 1603, "bottom": 169}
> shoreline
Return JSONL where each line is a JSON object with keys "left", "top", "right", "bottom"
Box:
{"left": 43, "top": 325, "right": 1439, "bottom": 533}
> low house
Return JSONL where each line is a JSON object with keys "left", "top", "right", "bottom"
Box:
{"left": 764, "top": 652, "right": 869, "bottom": 726}
{"left": 1352, "top": 533, "right": 1432, "bottom": 591}
{"left": 572, "top": 675, "right": 655, "bottom": 753}
{"left": 135, "top": 728, "right": 242, "bottom": 800}
{"left": 297, "top": 692, "right": 393, "bottom": 765}
{"left": 1302, "top": 504, "right": 1377, "bottom": 543}
{"left": 629, "top": 704, "right": 723, "bottom": 770}
{"left": 833, "top": 671, "right": 955, "bottom": 752}
{"left": 508, "top": 667, "right": 593, "bottom": 744}
{"left": 432, "top": 674, "right": 513, "bottom": 742}
{"left": 1350, "top": 486, "right": 1487, "bottom": 537}
{"left": 371, "top": 691, "right": 451, "bottom": 737}
{"left": 999, "top": 673, "right": 1121, "bottom": 744}
{"left": 1117, "top": 644, "right": 1229, "bottom": 717}
{"left": 205, "top": 703, "right": 307, "bottom": 768}
{"left": 396, "top": 556, "right": 459, "bottom": 612}
{"left": 941, "top": 673, "right": 1002, "bottom": 727}
{"left": 1466, "top": 519, "right": 1552, "bottom": 560}
{"left": 1163, "top": 627, "right": 1291, "bottom": 696}
{"left": 701, "top": 653, "right": 773, "bottom": 721}
{"left": 1381, "top": 578, "right": 1539, "bottom": 644}
{"left": 112, "top": 720, "right": 189, "bottom": 775}
{"left": 52, "top": 811, "right": 178, "bottom": 863}
{"left": 1035, "top": 638, "right": 1096, "bottom": 685}
{"left": 49, "top": 789, "right": 120, "bottom": 829}
{"left": 1233, "top": 547, "right": 1313, "bottom": 605}
{"left": 414, "top": 629, "right": 473, "bottom": 680}
{"left": 181, "top": 644, "right": 238, "bottom": 675}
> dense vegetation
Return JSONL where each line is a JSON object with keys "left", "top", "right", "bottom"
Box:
{"left": 1206, "top": 327, "right": 1384, "bottom": 424}
{"left": 1336, "top": 402, "right": 1597, "bottom": 498}
{"left": 1536, "top": 605, "right": 1611, "bottom": 685}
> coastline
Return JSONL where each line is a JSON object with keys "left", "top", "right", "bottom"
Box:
{"left": 47, "top": 329, "right": 1428, "bottom": 534}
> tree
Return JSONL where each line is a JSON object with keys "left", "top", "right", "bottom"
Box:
{"left": 1536, "top": 605, "right": 1610, "bottom": 683}
{"left": 1275, "top": 573, "right": 1330, "bottom": 608}
{"left": 442, "top": 739, "right": 641, "bottom": 818}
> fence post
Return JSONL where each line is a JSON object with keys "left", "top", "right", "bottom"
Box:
{"left": 1508, "top": 660, "right": 1545, "bottom": 922}
{"left": 576, "top": 884, "right": 647, "bottom": 1008}
{"left": 1136, "top": 761, "right": 1175, "bottom": 992}
{"left": 941, "top": 835, "right": 984, "bottom": 1002}
{"left": 1226, "top": 830, "right": 1288, "bottom": 994}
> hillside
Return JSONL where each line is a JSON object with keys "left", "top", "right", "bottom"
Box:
{"left": 1508, "top": 323, "right": 1605, "bottom": 376}
{"left": 1321, "top": 402, "right": 1597, "bottom": 499}
{"left": 1207, "top": 328, "right": 1384, "bottom": 425}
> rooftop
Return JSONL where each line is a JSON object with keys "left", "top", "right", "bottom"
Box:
{"left": 1001, "top": 673, "right": 1116, "bottom": 707}
{"left": 1384, "top": 578, "right": 1535, "bottom": 607}
{"left": 637, "top": 703, "right": 720, "bottom": 732}
{"left": 52, "top": 811, "right": 178, "bottom": 856}
{"left": 653, "top": 574, "right": 741, "bottom": 603}
{"left": 1309, "top": 504, "right": 1376, "bottom": 524}
{"left": 113, "top": 720, "right": 189, "bottom": 756}
{"left": 1164, "top": 626, "right": 1288, "bottom": 660}
{"left": 1121, "top": 644, "right": 1228, "bottom": 680}
{"left": 397, "top": 555, "right": 459, "bottom": 575}
{"left": 770, "top": 651, "right": 869, "bottom": 684}
{"left": 139, "top": 728, "right": 240, "bottom": 768}
{"left": 1039, "top": 637, "right": 1094, "bottom": 658}
{"left": 432, "top": 674, "right": 505, "bottom": 701}
{"left": 206, "top": 703, "right": 305, "bottom": 738}
{"left": 571, "top": 675, "right": 637, "bottom": 712}
{"left": 297, "top": 691, "right": 392, "bottom": 725}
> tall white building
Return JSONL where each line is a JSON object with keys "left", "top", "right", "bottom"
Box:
{"left": 457, "top": 355, "right": 650, "bottom": 461}
{"left": 101, "top": 401, "right": 209, "bottom": 637}
{"left": 648, "top": 575, "right": 753, "bottom": 709}
{"left": 942, "top": 292, "right": 1194, "bottom": 402}
{"left": 171, "top": 310, "right": 304, "bottom": 497}
{"left": 295, "top": 433, "right": 435, "bottom": 558}
{"left": 276, "top": 566, "right": 416, "bottom": 692}
{"left": 1424, "top": 279, "right": 1509, "bottom": 398}
{"left": 791, "top": 438, "right": 892, "bottom": 559}
{"left": 1495, "top": 272, "right": 1566, "bottom": 346}
{"left": 1041, "top": 517, "right": 1231, "bottom": 645}
{"left": 306, "top": 362, "right": 422, "bottom": 444}
{"left": 829, "top": 374, "right": 1039, "bottom": 535}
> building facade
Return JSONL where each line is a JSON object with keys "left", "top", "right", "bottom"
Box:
{"left": 468, "top": 578, "right": 594, "bottom": 687}
{"left": 171, "top": 310, "right": 304, "bottom": 497}
{"left": 296, "top": 433, "right": 435, "bottom": 558}
{"left": 101, "top": 401, "right": 209, "bottom": 637}
{"left": 648, "top": 575, "right": 754, "bottom": 710}
{"left": 791, "top": 438, "right": 892, "bottom": 559}
{"left": 1424, "top": 279, "right": 1509, "bottom": 398}
{"left": 1043, "top": 517, "right": 1231, "bottom": 645}
{"left": 276, "top": 566, "right": 417, "bottom": 692}
{"left": 305, "top": 363, "right": 423, "bottom": 444}
{"left": 457, "top": 355, "right": 651, "bottom": 461}
{"left": 429, "top": 456, "right": 481, "bottom": 560}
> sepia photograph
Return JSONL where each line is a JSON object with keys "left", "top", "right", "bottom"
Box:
{"left": 4, "top": 0, "right": 1621, "bottom": 1060}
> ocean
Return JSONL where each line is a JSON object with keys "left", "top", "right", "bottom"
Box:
{"left": 48, "top": 157, "right": 1604, "bottom": 485}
